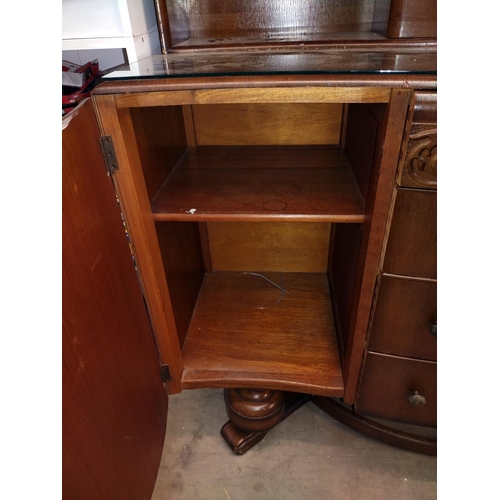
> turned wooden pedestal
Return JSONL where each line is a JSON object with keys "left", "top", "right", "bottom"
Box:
{"left": 220, "top": 389, "right": 436, "bottom": 456}
{"left": 221, "top": 389, "right": 311, "bottom": 455}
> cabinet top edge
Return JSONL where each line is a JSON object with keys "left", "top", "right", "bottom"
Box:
{"left": 93, "top": 73, "right": 436, "bottom": 96}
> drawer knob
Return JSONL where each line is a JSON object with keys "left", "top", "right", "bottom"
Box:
{"left": 430, "top": 322, "right": 437, "bottom": 337}
{"left": 408, "top": 391, "right": 427, "bottom": 407}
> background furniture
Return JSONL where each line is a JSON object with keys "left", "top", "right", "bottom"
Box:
{"left": 62, "top": 0, "right": 161, "bottom": 70}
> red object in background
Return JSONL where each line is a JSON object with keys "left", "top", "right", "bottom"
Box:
{"left": 63, "top": 59, "right": 102, "bottom": 114}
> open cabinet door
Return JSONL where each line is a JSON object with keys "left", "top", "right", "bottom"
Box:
{"left": 63, "top": 99, "right": 167, "bottom": 500}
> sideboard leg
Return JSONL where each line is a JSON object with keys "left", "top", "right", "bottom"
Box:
{"left": 221, "top": 389, "right": 310, "bottom": 455}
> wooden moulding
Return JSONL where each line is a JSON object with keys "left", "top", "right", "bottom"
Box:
{"left": 114, "top": 87, "right": 392, "bottom": 108}
{"left": 151, "top": 145, "right": 365, "bottom": 223}
{"left": 180, "top": 272, "right": 344, "bottom": 397}
{"left": 312, "top": 397, "right": 436, "bottom": 456}
{"left": 93, "top": 74, "right": 437, "bottom": 96}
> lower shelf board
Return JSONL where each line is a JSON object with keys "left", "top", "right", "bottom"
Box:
{"left": 180, "top": 271, "right": 344, "bottom": 397}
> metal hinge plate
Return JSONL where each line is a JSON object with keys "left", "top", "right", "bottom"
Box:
{"left": 160, "top": 364, "right": 171, "bottom": 383}
{"left": 99, "top": 135, "right": 120, "bottom": 175}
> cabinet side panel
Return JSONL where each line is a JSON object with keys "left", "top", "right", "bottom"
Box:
{"left": 192, "top": 103, "right": 343, "bottom": 146}
{"left": 341, "top": 89, "right": 411, "bottom": 403}
{"left": 344, "top": 103, "right": 381, "bottom": 203}
{"left": 130, "top": 106, "right": 187, "bottom": 202}
{"left": 329, "top": 223, "right": 363, "bottom": 356}
{"left": 155, "top": 222, "right": 205, "bottom": 348}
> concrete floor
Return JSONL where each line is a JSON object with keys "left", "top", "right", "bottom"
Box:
{"left": 152, "top": 389, "right": 437, "bottom": 500}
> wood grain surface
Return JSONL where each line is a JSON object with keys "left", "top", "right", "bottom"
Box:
{"left": 181, "top": 272, "right": 343, "bottom": 396}
{"left": 151, "top": 146, "right": 365, "bottom": 222}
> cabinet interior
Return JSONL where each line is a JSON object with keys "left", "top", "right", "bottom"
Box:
{"left": 124, "top": 97, "right": 385, "bottom": 397}
{"left": 160, "top": 0, "right": 429, "bottom": 51}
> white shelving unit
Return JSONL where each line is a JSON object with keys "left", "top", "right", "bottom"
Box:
{"left": 62, "top": 0, "right": 161, "bottom": 70}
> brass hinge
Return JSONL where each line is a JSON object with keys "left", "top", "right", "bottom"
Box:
{"left": 160, "top": 364, "right": 171, "bottom": 383}
{"left": 99, "top": 135, "right": 120, "bottom": 175}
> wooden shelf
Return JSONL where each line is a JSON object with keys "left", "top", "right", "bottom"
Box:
{"left": 168, "top": 32, "right": 437, "bottom": 54}
{"left": 181, "top": 272, "right": 344, "bottom": 397}
{"left": 151, "top": 146, "right": 365, "bottom": 222}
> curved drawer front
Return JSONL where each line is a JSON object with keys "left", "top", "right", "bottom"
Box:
{"left": 356, "top": 352, "right": 436, "bottom": 427}
{"left": 369, "top": 274, "right": 437, "bottom": 361}
{"left": 383, "top": 187, "right": 436, "bottom": 279}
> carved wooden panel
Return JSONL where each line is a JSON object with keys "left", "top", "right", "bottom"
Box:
{"left": 397, "top": 91, "right": 437, "bottom": 190}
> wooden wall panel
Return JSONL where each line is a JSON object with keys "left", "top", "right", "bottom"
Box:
{"left": 164, "top": 0, "right": 386, "bottom": 40}
{"left": 208, "top": 222, "right": 331, "bottom": 273}
{"left": 192, "top": 103, "right": 343, "bottom": 146}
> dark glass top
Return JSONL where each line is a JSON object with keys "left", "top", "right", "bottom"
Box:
{"left": 103, "top": 49, "right": 436, "bottom": 80}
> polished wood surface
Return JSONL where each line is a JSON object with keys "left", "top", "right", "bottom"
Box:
{"left": 155, "top": 222, "right": 205, "bottom": 348}
{"left": 383, "top": 187, "right": 437, "bottom": 279}
{"left": 94, "top": 74, "right": 437, "bottom": 97}
{"left": 114, "top": 87, "right": 393, "bottom": 109}
{"left": 387, "top": 0, "right": 437, "bottom": 39}
{"left": 88, "top": 0, "right": 438, "bottom": 458}
{"left": 312, "top": 397, "right": 436, "bottom": 456}
{"left": 192, "top": 103, "right": 343, "bottom": 146}
{"left": 341, "top": 89, "right": 412, "bottom": 403}
{"left": 221, "top": 392, "right": 311, "bottom": 455}
{"left": 94, "top": 94, "right": 185, "bottom": 393}
{"left": 151, "top": 146, "right": 365, "bottom": 222}
{"left": 62, "top": 100, "right": 167, "bottom": 499}
{"left": 356, "top": 352, "right": 436, "bottom": 427}
{"left": 163, "top": 0, "right": 391, "bottom": 42}
{"left": 181, "top": 272, "right": 343, "bottom": 396}
{"left": 169, "top": 33, "right": 436, "bottom": 53}
{"left": 368, "top": 274, "right": 437, "bottom": 361}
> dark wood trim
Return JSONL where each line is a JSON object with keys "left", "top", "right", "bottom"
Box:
{"left": 154, "top": 0, "right": 173, "bottom": 52}
{"left": 93, "top": 74, "right": 437, "bottom": 96}
{"left": 312, "top": 397, "right": 436, "bottom": 456}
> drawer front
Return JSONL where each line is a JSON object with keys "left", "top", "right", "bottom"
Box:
{"left": 383, "top": 188, "right": 436, "bottom": 279}
{"left": 397, "top": 91, "right": 437, "bottom": 190}
{"left": 369, "top": 274, "right": 437, "bottom": 361}
{"left": 356, "top": 352, "right": 436, "bottom": 427}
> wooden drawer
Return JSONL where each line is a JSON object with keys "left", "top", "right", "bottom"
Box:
{"left": 369, "top": 274, "right": 436, "bottom": 361}
{"left": 397, "top": 91, "right": 437, "bottom": 190}
{"left": 356, "top": 352, "right": 436, "bottom": 427}
{"left": 383, "top": 188, "right": 436, "bottom": 279}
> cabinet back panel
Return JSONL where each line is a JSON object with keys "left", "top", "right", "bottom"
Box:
{"left": 165, "top": 0, "right": 389, "bottom": 41}
{"left": 192, "top": 103, "right": 343, "bottom": 146}
{"left": 208, "top": 222, "right": 331, "bottom": 273}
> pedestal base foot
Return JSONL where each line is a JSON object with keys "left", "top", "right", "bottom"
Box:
{"left": 221, "top": 390, "right": 311, "bottom": 455}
